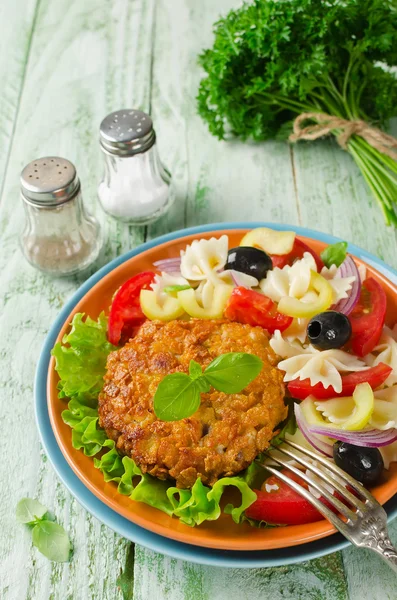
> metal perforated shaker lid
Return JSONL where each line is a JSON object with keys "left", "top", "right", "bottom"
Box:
{"left": 99, "top": 109, "right": 155, "bottom": 156}
{"left": 20, "top": 157, "right": 80, "bottom": 206}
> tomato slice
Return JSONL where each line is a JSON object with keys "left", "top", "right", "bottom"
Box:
{"left": 224, "top": 287, "right": 293, "bottom": 333}
{"left": 245, "top": 470, "right": 324, "bottom": 525}
{"left": 271, "top": 238, "right": 324, "bottom": 271}
{"left": 287, "top": 363, "right": 392, "bottom": 400}
{"left": 349, "top": 278, "right": 387, "bottom": 357}
{"left": 108, "top": 271, "right": 156, "bottom": 345}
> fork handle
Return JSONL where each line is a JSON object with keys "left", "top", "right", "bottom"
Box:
{"left": 366, "top": 530, "right": 397, "bottom": 573}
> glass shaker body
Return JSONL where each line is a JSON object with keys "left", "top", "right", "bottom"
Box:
{"left": 20, "top": 157, "right": 101, "bottom": 276}
{"left": 98, "top": 109, "right": 173, "bottom": 225}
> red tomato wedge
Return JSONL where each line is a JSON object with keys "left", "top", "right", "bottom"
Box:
{"left": 349, "top": 277, "right": 387, "bottom": 357}
{"left": 224, "top": 287, "right": 293, "bottom": 333}
{"left": 287, "top": 362, "right": 392, "bottom": 400}
{"left": 245, "top": 470, "right": 324, "bottom": 525}
{"left": 108, "top": 271, "right": 156, "bottom": 345}
{"left": 271, "top": 238, "right": 324, "bottom": 271}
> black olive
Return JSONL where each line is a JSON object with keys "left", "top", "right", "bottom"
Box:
{"left": 225, "top": 246, "right": 273, "bottom": 280}
{"left": 307, "top": 311, "right": 352, "bottom": 350}
{"left": 333, "top": 441, "right": 384, "bottom": 486}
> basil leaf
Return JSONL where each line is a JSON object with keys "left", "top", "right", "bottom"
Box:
{"left": 154, "top": 373, "right": 201, "bottom": 421}
{"left": 320, "top": 241, "right": 348, "bottom": 268}
{"left": 204, "top": 353, "right": 263, "bottom": 393}
{"left": 16, "top": 498, "right": 48, "bottom": 524}
{"left": 32, "top": 520, "right": 71, "bottom": 562}
{"left": 189, "top": 360, "right": 202, "bottom": 379}
{"left": 163, "top": 285, "right": 191, "bottom": 294}
{"left": 195, "top": 377, "right": 211, "bottom": 393}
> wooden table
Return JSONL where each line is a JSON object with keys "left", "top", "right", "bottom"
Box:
{"left": 1, "top": 1, "right": 396, "bottom": 598}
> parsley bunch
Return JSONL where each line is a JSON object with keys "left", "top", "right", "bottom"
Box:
{"left": 198, "top": 0, "right": 397, "bottom": 225}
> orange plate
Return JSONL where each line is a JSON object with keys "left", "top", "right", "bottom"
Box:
{"left": 47, "top": 229, "right": 397, "bottom": 551}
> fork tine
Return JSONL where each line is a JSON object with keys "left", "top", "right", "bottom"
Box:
{"left": 273, "top": 445, "right": 366, "bottom": 512}
{"left": 283, "top": 439, "right": 380, "bottom": 506}
{"left": 264, "top": 465, "right": 352, "bottom": 538}
{"left": 263, "top": 451, "right": 357, "bottom": 521}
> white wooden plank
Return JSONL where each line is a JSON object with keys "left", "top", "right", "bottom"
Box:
{"left": 139, "top": 1, "right": 348, "bottom": 596}
{"left": 0, "top": 1, "right": 155, "bottom": 598}
{"left": 0, "top": 0, "right": 38, "bottom": 194}
{"left": 292, "top": 123, "right": 397, "bottom": 599}
{"left": 148, "top": 0, "right": 299, "bottom": 242}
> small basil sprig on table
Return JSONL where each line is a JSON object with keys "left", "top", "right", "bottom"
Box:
{"left": 16, "top": 498, "right": 71, "bottom": 562}
{"left": 320, "top": 241, "right": 348, "bottom": 268}
{"left": 154, "top": 352, "right": 263, "bottom": 421}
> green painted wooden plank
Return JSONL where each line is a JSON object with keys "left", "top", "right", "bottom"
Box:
{"left": 147, "top": 0, "right": 299, "bottom": 242}
{"left": 0, "top": 0, "right": 156, "bottom": 598}
{"left": 291, "top": 130, "right": 397, "bottom": 598}
{"left": 0, "top": 0, "right": 38, "bottom": 195}
{"left": 134, "top": 546, "right": 348, "bottom": 600}
{"left": 139, "top": 1, "right": 349, "bottom": 599}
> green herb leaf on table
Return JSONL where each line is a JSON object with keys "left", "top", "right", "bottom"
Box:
{"left": 163, "top": 284, "right": 191, "bottom": 294}
{"left": 32, "top": 520, "right": 71, "bottom": 563}
{"left": 16, "top": 498, "right": 47, "bottom": 524}
{"left": 203, "top": 353, "right": 263, "bottom": 394}
{"left": 16, "top": 498, "right": 71, "bottom": 562}
{"left": 320, "top": 242, "right": 348, "bottom": 268}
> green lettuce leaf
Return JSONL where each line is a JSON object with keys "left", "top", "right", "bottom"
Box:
{"left": 52, "top": 312, "right": 116, "bottom": 398}
{"left": 54, "top": 312, "right": 258, "bottom": 526}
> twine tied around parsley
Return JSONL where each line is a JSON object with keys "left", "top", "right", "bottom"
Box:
{"left": 290, "top": 112, "right": 397, "bottom": 160}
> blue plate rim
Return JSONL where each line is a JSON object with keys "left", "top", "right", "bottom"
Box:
{"left": 34, "top": 221, "right": 397, "bottom": 568}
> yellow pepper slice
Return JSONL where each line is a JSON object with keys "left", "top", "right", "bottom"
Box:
{"left": 277, "top": 271, "right": 333, "bottom": 318}
{"left": 177, "top": 285, "right": 233, "bottom": 319}
{"left": 140, "top": 290, "right": 185, "bottom": 321}
{"left": 301, "top": 382, "right": 374, "bottom": 432}
{"left": 240, "top": 227, "right": 295, "bottom": 255}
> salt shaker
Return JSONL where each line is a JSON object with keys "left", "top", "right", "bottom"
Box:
{"left": 98, "top": 109, "right": 173, "bottom": 224}
{"left": 20, "top": 157, "right": 101, "bottom": 276}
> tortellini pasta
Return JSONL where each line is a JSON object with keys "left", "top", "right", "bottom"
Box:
{"left": 270, "top": 331, "right": 367, "bottom": 393}
{"left": 180, "top": 235, "right": 228, "bottom": 284}
{"left": 365, "top": 325, "right": 397, "bottom": 387}
{"left": 260, "top": 252, "right": 355, "bottom": 306}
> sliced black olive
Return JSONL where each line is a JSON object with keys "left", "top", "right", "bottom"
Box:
{"left": 333, "top": 441, "right": 384, "bottom": 486}
{"left": 307, "top": 311, "right": 352, "bottom": 350}
{"left": 225, "top": 246, "right": 273, "bottom": 280}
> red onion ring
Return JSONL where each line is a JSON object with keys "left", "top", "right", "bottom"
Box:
{"left": 294, "top": 404, "right": 334, "bottom": 457}
{"left": 308, "top": 423, "right": 397, "bottom": 447}
{"left": 153, "top": 258, "right": 182, "bottom": 275}
{"left": 227, "top": 270, "right": 258, "bottom": 288}
{"left": 332, "top": 256, "right": 361, "bottom": 315}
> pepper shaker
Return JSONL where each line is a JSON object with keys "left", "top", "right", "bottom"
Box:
{"left": 20, "top": 157, "right": 101, "bottom": 276}
{"left": 98, "top": 109, "right": 173, "bottom": 224}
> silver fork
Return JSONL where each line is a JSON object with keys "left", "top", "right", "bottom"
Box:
{"left": 262, "top": 439, "right": 397, "bottom": 572}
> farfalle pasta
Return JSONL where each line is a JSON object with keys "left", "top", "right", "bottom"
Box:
{"left": 260, "top": 252, "right": 355, "bottom": 307}
{"left": 365, "top": 325, "right": 397, "bottom": 387}
{"left": 180, "top": 235, "right": 228, "bottom": 284}
{"left": 270, "top": 331, "right": 367, "bottom": 393}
